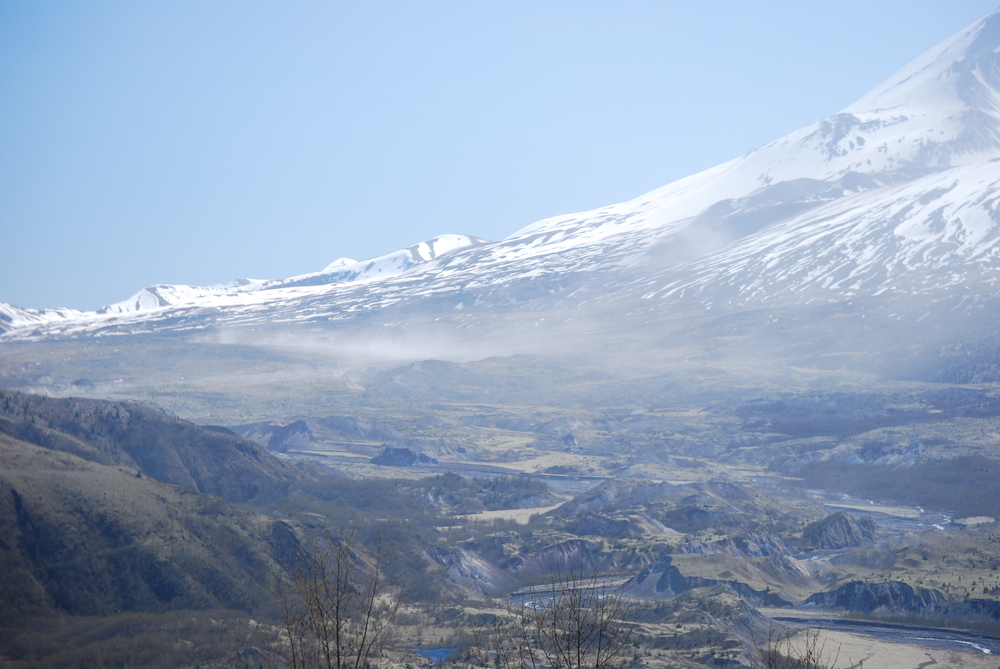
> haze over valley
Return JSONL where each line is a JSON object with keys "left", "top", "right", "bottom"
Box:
{"left": 4, "top": 7, "right": 1000, "bottom": 668}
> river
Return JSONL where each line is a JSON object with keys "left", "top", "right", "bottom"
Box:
{"left": 773, "top": 617, "right": 1000, "bottom": 655}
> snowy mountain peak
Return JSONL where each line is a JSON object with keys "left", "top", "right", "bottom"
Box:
{"left": 506, "top": 12, "right": 1000, "bottom": 250}
{"left": 322, "top": 258, "right": 359, "bottom": 272}
{"left": 412, "top": 234, "right": 484, "bottom": 260}
{"left": 5, "top": 11, "right": 1000, "bottom": 341}
{"left": 95, "top": 234, "right": 490, "bottom": 316}
{"left": 276, "top": 234, "right": 488, "bottom": 290}
{"left": 849, "top": 9, "right": 1000, "bottom": 117}
{"left": 99, "top": 284, "right": 247, "bottom": 315}
{"left": 0, "top": 301, "right": 86, "bottom": 333}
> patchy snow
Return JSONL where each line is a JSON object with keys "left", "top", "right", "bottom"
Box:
{"left": 94, "top": 234, "right": 489, "bottom": 316}
{"left": 275, "top": 234, "right": 488, "bottom": 289}
{"left": 5, "top": 10, "right": 1000, "bottom": 339}
{"left": 0, "top": 302, "right": 88, "bottom": 333}
{"left": 506, "top": 10, "right": 1000, "bottom": 255}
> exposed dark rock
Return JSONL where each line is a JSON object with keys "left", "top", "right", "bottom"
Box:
{"left": 462, "top": 535, "right": 510, "bottom": 565}
{"left": 232, "top": 415, "right": 401, "bottom": 452}
{"left": 660, "top": 506, "right": 749, "bottom": 534}
{"left": 264, "top": 419, "right": 311, "bottom": 453}
{"left": 803, "top": 580, "right": 1000, "bottom": 624}
{"left": 200, "top": 425, "right": 238, "bottom": 436}
{"left": 427, "top": 546, "right": 512, "bottom": 594}
{"left": 680, "top": 531, "right": 792, "bottom": 558}
{"left": 268, "top": 520, "right": 305, "bottom": 571}
{"left": 624, "top": 555, "right": 790, "bottom": 607}
{"left": 503, "top": 539, "right": 599, "bottom": 574}
{"left": 800, "top": 511, "right": 877, "bottom": 549}
{"left": 803, "top": 580, "right": 948, "bottom": 615}
{"left": 563, "top": 513, "right": 639, "bottom": 539}
{"left": 964, "top": 598, "right": 1000, "bottom": 621}
{"left": 370, "top": 446, "right": 437, "bottom": 466}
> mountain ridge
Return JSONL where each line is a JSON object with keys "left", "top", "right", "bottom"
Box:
{"left": 3, "top": 10, "right": 1000, "bottom": 360}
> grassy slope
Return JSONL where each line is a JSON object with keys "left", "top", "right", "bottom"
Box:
{"left": 0, "top": 432, "right": 284, "bottom": 626}
{"left": 0, "top": 389, "right": 302, "bottom": 504}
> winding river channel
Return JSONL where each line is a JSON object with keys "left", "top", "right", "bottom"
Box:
{"left": 772, "top": 617, "right": 1000, "bottom": 655}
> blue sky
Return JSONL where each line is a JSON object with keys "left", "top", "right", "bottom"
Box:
{"left": 2, "top": 1, "right": 998, "bottom": 311}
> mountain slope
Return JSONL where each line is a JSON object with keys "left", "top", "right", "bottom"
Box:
{"left": 0, "top": 302, "right": 86, "bottom": 335}
{"left": 0, "top": 431, "right": 287, "bottom": 625}
{"left": 0, "top": 390, "right": 302, "bottom": 504}
{"left": 96, "top": 233, "right": 487, "bottom": 316}
{"left": 2, "top": 11, "right": 1000, "bottom": 368}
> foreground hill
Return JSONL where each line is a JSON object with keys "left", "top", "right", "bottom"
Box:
{"left": 0, "top": 431, "right": 288, "bottom": 627}
{"left": 0, "top": 391, "right": 308, "bottom": 630}
{"left": 0, "top": 390, "right": 301, "bottom": 504}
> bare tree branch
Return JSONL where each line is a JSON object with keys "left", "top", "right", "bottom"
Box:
{"left": 750, "top": 624, "right": 855, "bottom": 669}
{"left": 473, "top": 569, "right": 635, "bottom": 669}
{"left": 280, "top": 527, "right": 402, "bottom": 669}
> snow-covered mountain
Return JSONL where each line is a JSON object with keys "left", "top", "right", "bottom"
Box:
{"left": 0, "top": 302, "right": 87, "bottom": 335}
{"left": 95, "top": 234, "right": 487, "bottom": 316}
{"left": 3, "top": 10, "right": 1000, "bottom": 348}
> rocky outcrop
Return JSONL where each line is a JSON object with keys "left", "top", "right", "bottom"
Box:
{"left": 964, "top": 598, "right": 1000, "bottom": 621}
{"left": 659, "top": 506, "right": 751, "bottom": 534}
{"left": 624, "top": 555, "right": 790, "bottom": 607}
{"left": 641, "top": 585, "right": 782, "bottom": 666}
{"left": 800, "top": 511, "right": 877, "bottom": 550}
{"left": 554, "top": 479, "right": 756, "bottom": 517}
{"left": 503, "top": 539, "right": 600, "bottom": 574}
{"left": 803, "top": 580, "right": 948, "bottom": 615}
{"left": 563, "top": 513, "right": 641, "bottom": 539}
{"left": 804, "top": 580, "right": 1000, "bottom": 623}
{"left": 234, "top": 415, "right": 402, "bottom": 453}
{"left": 680, "top": 531, "right": 792, "bottom": 557}
{"left": 428, "top": 546, "right": 513, "bottom": 594}
{"left": 757, "top": 554, "right": 815, "bottom": 589}
{"left": 370, "top": 446, "right": 437, "bottom": 466}
{"left": 554, "top": 480, "right": 675, "bottom": 516}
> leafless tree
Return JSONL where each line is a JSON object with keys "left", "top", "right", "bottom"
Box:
{"left": 473, "top": 569, "right": 636, "bottom": 669}
{"left": 279, "top": 527, "right": 402, "bottom": 669}
{"left": 750, "top": 625, "right": 857, "bottom": 669}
